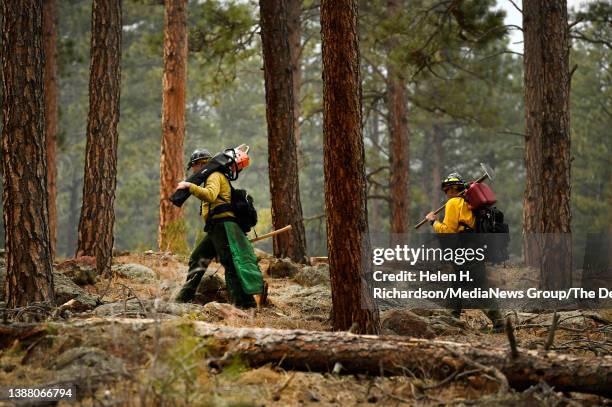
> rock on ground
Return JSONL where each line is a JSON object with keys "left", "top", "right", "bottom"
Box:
{"left": 202, "top": 302, "right": 250, "bottom": 321}
{"left": 266, "top": 258, "right": 301, "bottom": 278}
{"left": 53, "top": 272, "right": 99, "bottom": 311}
{"left": 381, "top": 309, "right": 436, "bottom": 338}
{"left": 94, "top": 299, "right": 206, "bottom": 318}
{"left": 294, "top": 264, "right": 330, "bottom": 287}
{"left": 0, "top": 263, "right": 97, "bottom": 309}
{"left": 55, "top": 256, "right": 97, "bottom": 285}
{"left": 195, "top": 273, "right": 229, "bottom": 304}
{"left": 112, "top": 263, "right": 157, "bottom": 283}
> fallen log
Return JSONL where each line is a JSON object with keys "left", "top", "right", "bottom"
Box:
{"left": 4, "top": 319, "right": 611, "bottom": 397}
{"left": 190, "top": 322, "right": 612, "bottom": 397}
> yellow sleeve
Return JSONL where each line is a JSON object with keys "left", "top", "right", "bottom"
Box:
{"left": 189, "top": 172, "right": 222, "bottom": 203}
{"left": 433, "top": 198, "right": 461, "bottom": 233}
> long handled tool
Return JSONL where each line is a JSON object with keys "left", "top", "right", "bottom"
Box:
{"left": 250, "top": 225, "right": 292, "bottom": 308}
{"left": 414, "top": 163, "right": 495, "bottom": 229}
{"left": 249, "top": 225, "right": 292, "bottom": 243}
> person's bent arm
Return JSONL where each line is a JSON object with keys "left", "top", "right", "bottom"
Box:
{"left": 189, "top": 172, "right": 222, "bottom": 203}
{"left": 433, "top": 198, "right": 460, "bottom": 233}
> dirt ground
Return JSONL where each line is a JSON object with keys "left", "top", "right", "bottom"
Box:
{"left": 0, "top": 251, "right": 610, "bottom": 406}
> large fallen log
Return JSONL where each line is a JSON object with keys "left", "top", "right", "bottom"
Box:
{"left": 189, "top": 322, "right": 612, "bottom": 397}
{"left": 3, "top": 319, "right": 611, "bottom": 397}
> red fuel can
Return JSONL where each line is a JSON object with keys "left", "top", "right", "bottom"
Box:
{"left": 465, "top": 182, "right": 496, "bottom": 209}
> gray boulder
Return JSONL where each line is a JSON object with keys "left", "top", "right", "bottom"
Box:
{"left": 55, "top": 256, "right": 96, "bottom": 286}
{"left": 112, "top": 263, "right": 157, "bottom": 283}
{"left": 381, "top": 309, "right": 436, "bottom": 338}
{"left": 294, "top": 264, "right": 330, "bottom": 287}
{"left": 267, "top": 258, "right": 300, "bottom": 278}
{"left": 53, "top": 272, "right": 99, "bottom": 311}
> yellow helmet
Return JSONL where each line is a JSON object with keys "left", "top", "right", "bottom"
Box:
{"left": 441, "top": 172, "right": 467, "bottom": 191}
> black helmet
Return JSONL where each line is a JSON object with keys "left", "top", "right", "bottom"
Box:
{"left": 187, "top": 149, "right": 212, "bottom": 169}
{"left": 441, "top": 172, "right": 467, "bottom": 191}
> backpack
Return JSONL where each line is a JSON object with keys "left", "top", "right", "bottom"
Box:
{"left": 209, "top": 182, "right": 258, "bottom": 234}
{"left": 473, "top": 206, "right": 510, "bottom": 264}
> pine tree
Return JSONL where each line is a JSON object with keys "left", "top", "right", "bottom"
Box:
{"left": 76, "top": 0, "right": 122, "bottom": 276}
{"left": 2, "top": 0, "right": 55, "bottom": 306}
{"left": 522, "top": 0, "right": 571, "bottom": 288}
{"left": 320, "top": 0, "right": 380, "bottom": 334}
{"left": 260, "top": 0, "right": 308, "bottom": 263}
{"left": 159, "top": 0, "right": 188, "bottom": 254}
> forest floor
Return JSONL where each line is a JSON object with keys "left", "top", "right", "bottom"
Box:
{"left": 0, "top": 251, "right": 610, "bottom": 406}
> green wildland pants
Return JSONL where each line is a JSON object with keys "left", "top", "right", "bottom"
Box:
{"left": 175, "top": 221, "right": 264, "bottom": 308}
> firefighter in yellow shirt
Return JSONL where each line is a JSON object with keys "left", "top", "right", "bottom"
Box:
{"left": 425, "top": 173, "right": 472, "bottom": 232}
{"left": 426, "top": 173, "right": 503, "bottom": 331}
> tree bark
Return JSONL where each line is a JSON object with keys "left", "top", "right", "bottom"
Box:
{"left": 159, "top": 0, "right": 188, "bottom": 254}
{"left": 1, "top": 0, "right": 55, "bottom": 306}
{"left": 287, "top": 0, "right": 302, "bottom": 147}
{"left": 260, "top": 0, "right": 308, "bottom": 263}
{"left": 386, "top": 0, "right": 410, "bottom": 235}
{"left": 430, "top": 125, "right": 442, "bottom": 210}
{"left": 191, "top": 322, "right": 611, "bottom": 397}
{"left": 522, "top": 0, "right": 571, "bottom": 288}
{"left": 76, "top": 0, "right": 122, "bottom": 276}
{"left": 43, "top": 0, "right": 59, "bottom": 259}
{"left": 320, "top": 0, "right": 380, "bottom": 334}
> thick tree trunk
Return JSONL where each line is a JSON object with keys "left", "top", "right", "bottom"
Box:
{"left": 76, "top": 0, "right": 122, "bottom": 276}
{"left": 522, "top": 0, "right": 571, "bottom": 288}
{"left": 260, "top": 0, "right": 308, "bottom": 264}
{"left": 430, "top": 126, "right": 442, "bottom": 210}
{"left": 386, "top": 0, "right": 410, "bottom": 235}
{"left": 320, "top": 0, "right": 380, "bottom": 334}
{"left": 67, "top": 170, "right": 81, "bottom": 257}
{"left": 43, "top": 0, "right": 59, "bottom": 259}
{"left": 287, "top": 0, "right": 302, "bottom": 147}
{"left": 159, "top": 0, "right": 188, "bottom": 254}
{"left": 1, "top": 0, "right": 55, "bottom": 306}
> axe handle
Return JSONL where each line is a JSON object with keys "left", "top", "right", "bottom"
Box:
{"left": 414, "top": 202, "right": 450, "bottom": 229}
{"left": 250, "top": 225, "right": 292, "bottom": 243}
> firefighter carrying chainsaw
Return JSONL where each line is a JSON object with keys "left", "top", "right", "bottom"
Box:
{"left": 172, "top": 146, "right": 267, "bottom": 308}
{"left": 422, "top": 168, "right": 509, "bottom": 331}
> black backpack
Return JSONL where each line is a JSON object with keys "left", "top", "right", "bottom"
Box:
{"left": 473, "top": 206, "right": 510, "bottom": 264}
{"left": 209, "top": 183, "right": 258, "bottom": 234}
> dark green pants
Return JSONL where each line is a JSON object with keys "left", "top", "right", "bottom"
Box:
{"left": 175, "top": 221, "right": 256, "bottom": 308}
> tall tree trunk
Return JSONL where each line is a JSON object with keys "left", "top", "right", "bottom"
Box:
{"left": 67, "top": 170, "right": 81, "bottom": 257}
{"left": 320, "top": 0, "right": 380, "bottom": 334}
{"left": 76, "top": 0, "right": 122, "bottom": 276}
{"left": 287, "top": 0, "right": 302, "bottom": 147}
{"left": 43, "top": 0, "right": 59, "bottom": 259}
{"left": 386, "top": 0, "right": 410, "bottom": 235}
{"left": 260, "top": 0, "right": 308, "bottom": 263}
{"left": 430, "top": 125, "right": 442, "bottom": 210}
{"left": 2, "top": 0, "right": 55, "bottom": 306}
{"left": 368, "top": 110, "right": 383, "bottom": 232}
{"left": 522, "top": 0, "right": 571, "bottom": 288}
{"left": 159, "top": 0, "right": 188, "bottom": 254}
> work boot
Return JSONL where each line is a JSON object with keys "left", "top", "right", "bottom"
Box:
{"left": 254, "top": 281, "right": 269, "bottom": 308}
{"left": 484, "top": 309, "right": 505, "bottom": 333}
